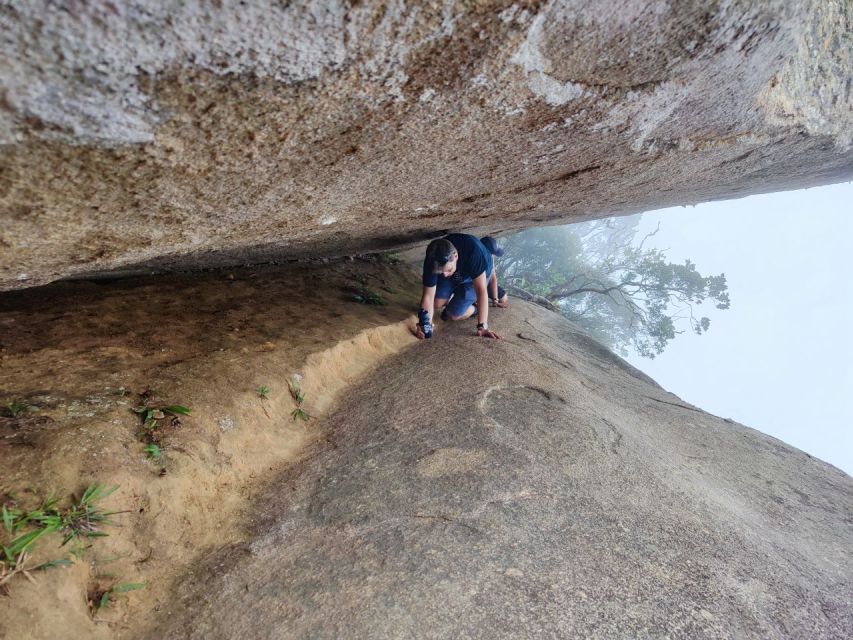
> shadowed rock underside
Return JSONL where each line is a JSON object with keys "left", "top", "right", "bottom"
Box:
{"left": 2, "top": 0, "right": 852, "bottom": 290}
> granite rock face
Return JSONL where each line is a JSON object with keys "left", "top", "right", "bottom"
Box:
{"left": 2, "top": 0, "right": 852, "bottom": 289}
{"left": 149, "top": 301, "right": 853, "bottom": 639}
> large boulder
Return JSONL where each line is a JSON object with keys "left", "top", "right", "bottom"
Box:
{"left": 149, "top": 301, "right": 853, "bottom": 639}
{"left": 1, "top": 0, "right": 852, "bottom": 290}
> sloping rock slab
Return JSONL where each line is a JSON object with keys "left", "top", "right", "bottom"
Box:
{"left": 150, "top": 302, "right": 852, "bottom": 639}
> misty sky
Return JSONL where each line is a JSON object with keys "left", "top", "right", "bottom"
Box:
{"left": 620, "top": 182, "right": 852, "bottom": 476}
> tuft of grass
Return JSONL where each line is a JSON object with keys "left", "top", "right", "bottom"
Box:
{"left": 256, "top": 385, "right": 272, "bottom": 418}
{"left": 1, "top": 486, "right": 122, "bottom": 592}
{"left": 350, "top": 275, "right": 385, "bottom": 305}
{"left": 132, "top": 404, "right": 191, "bottom": 428}
{"left": 287, "top": 379, "right": 305, "bottom": 405}
{"left": 287, "top": 378, "right": 310, "bottom": 421}
{"left": 132, "top": 396, "right": 190, "bottom": 464}
{"left": 143, "top": 444, "right": 162, "bottom": 460}
{"left": 379, "top": 252, "right": 402, "bottom": 265}
{"left": 90, "top": 581, "right": 145, "bottom": 613}
{"left": 59, "top": 484, "right": 121, "bottom": 547}
{"left": 352, "top": 289, "right": 384, "bottom": 305}
{"left": 4, "top": 400, "right": 34, "bottom": 418}
{"left": 291, "top": 408, "right": 311, "bottom": 422}
{"left": 1, "top": 494, "right": 61, "bottom": 564}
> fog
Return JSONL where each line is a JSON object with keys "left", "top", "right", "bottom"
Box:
{"left": 621, "top": 182, "right": 852, "bottom": 475}
{"left": 502, "top": 181, "right": 852, "bottom": 475}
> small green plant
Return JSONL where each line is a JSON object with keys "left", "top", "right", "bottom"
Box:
{"left": 1, "top": 486, "right": 122, "bottom": 592}
{"left": 350, "top": 275, "right": 385, "bottom": 305}
{"left": 256, "top": 385, "right": 272, "bottom": 418}
{"left": 379, "top": 252, "right": 402, "bottom": 264}
{"left": 132, "top": 404, "right": 191, "bottom": 429}
{"left": 287, "top": 379, "right": 305, "bottom": 405}
{"left": 59, "top": 484, "right": 120, "bottom": 546}
{"left": 4, "top": 400, "right": 31, "bottom": 418}
{"left": 287, "top": 379, "right": 310, "bottom": 422}
{"left": 132, "top": 393, "right": 191, "bottom": 464}
{"left": 90, "top": 581, "right": 145, "bottom": 613}
{"left": 143, "top": 444, "right": 163, "bottom": 460}
{"left": 291, "top": 408, "right": 310, "bottom": 422}
{"left": 1, "top": 494, "right": 62, "bottom": 565}
{"left": 352, "top": 288, "right": 384, "bottom": 305}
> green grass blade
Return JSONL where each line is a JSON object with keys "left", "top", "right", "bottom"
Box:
{"left": 80, "top": 484, "right": 98, "bottom": 504}
{"left": 163, "top": 405, "right": 191, "bottom": 415}
{"left": 34, "top": 557, "right": 74, "bottom": 570}
{"left": 81, "top": 484, "right": 117, "bottom": 505}
{"left": 144, "top": 444, "right": 162, "bottom": 459}
{"left": 5, "top": 527, "right": 49, "bottom": 558}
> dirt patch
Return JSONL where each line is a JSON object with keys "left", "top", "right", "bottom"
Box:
{"left": 0, "top": 257, "right": 421, "bottom": 639}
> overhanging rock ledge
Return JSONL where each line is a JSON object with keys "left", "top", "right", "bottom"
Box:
{"left": 1, "top": 0, "right": 852, "bottom": 290}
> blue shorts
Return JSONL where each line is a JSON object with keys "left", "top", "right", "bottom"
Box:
{"left": 436, "top": 263, "right": 493, "bottom": 319}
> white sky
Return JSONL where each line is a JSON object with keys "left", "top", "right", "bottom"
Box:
{"left": 623, "top": 181, "right": 853, "bottom": 476}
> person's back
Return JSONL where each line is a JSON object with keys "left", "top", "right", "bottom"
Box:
{"left": 421, "top": 234, "right": 492, "bottom": 288}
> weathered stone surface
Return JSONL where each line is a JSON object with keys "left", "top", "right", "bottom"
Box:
{"left": 2, "top": 1, "right": 852, "bottom": 290}
{"left": 150, "top": 301, "right": 853, "bottom": 639}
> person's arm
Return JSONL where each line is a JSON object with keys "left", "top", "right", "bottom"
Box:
{"left": 473, "top": 273, "right": 501, "bottom": 339}
{"left": 416, "top": 285, "right": 437, "bottom": 339}
{"left": 489, "top": 270, "right": 509, "bottom": 308}
{"left": 488, "top": 270, "right": 499, "bottom": 300}
{"left": 420, "top": 286, "right": 436, "bottom": 320}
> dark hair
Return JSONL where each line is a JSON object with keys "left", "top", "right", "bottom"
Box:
{"left": 426, "top": 238, "right": 456, "bottom": 274}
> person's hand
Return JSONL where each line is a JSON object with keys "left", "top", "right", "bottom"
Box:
{"left": 476, "top": 327, "right": 502, "bottom": 340}
{"left": 414, "top": 324, "right": 427, "bottom": 340}
{"left": 491, "top": 298, "right": 510, "bottom": 308}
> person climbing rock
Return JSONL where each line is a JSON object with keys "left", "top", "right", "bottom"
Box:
{"left": 415, "top": 233, "right": 509, "bottom": 340}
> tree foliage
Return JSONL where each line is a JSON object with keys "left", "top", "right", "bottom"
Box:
{"left": 497, "top": 218, "right": 730, "bottom": 358}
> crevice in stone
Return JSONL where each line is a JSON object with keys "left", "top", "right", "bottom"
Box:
{"left": 643, "top": 395, "right": 704, "bottom": 414}
{"left": 408, "top": 513, "right": 482, "bottom": 535}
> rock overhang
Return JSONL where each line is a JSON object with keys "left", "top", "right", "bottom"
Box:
{"left": 1, "top": 0, "right": 852, "bottom": 291}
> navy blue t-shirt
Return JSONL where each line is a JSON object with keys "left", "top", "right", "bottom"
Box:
{"left": 422, "top": 234, "right": 492, "bottom": 287}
